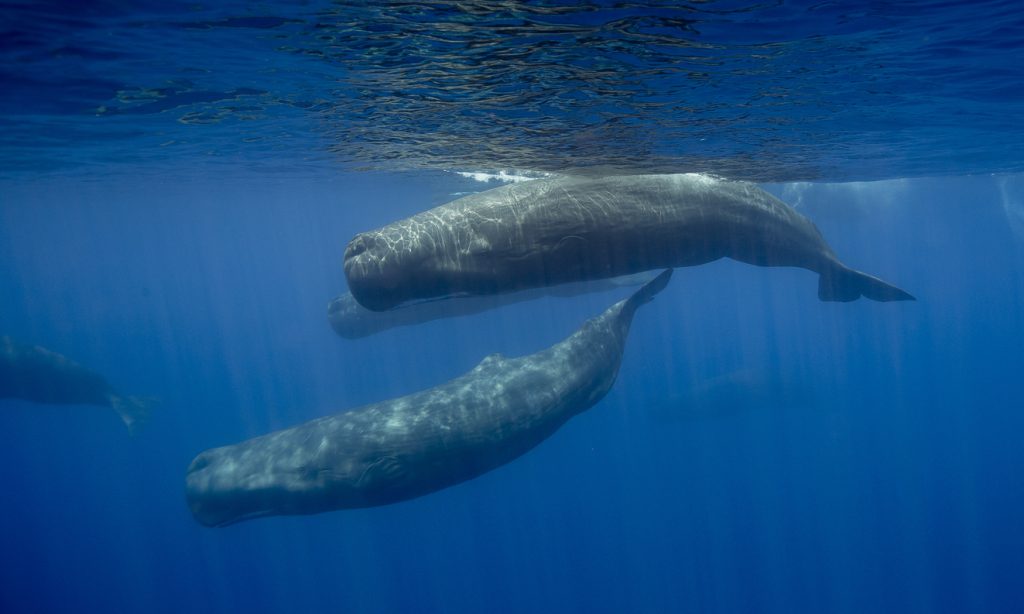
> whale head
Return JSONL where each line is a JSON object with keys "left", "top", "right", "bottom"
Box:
{"left": 343, "top": 230, "right": 439, "bottom": 312}
{"left": 184, "top": 429, "right": 359, "bottom": 527}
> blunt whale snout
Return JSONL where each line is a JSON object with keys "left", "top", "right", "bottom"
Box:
{"left": 344, "top": 233, "right": 372, "bottom": 259}
{"left": 344, "top": 231, "right": 440, "bottom": 311}
{"left": 344, "top": 232, "right": 406, "bottom": 311}
{"left": 185, "top": 449, "right": 257, "bottom": 527}
{"left": 185, "top": 444, "right": 331, "bottom": 527}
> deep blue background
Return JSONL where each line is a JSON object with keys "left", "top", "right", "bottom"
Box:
{"left": 2, "top": 171, "right": 1023, "bottom": 613}
{"left": 3, "top": 1, "right": 1024, "bottom": 611}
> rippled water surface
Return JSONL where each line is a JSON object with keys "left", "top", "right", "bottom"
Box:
{"left": 2, "top": 0, "right": 1023, "bottom": 180}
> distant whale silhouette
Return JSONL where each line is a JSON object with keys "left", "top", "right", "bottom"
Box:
{"left": 328, "top": 272, "right": 656, "bottom": 339}
{"left": 185, "top": 270, "right": 673, "bottom": 527}
{"left": 650, "top": 367, "right": 817, "bottom": 423}
{"left": 0, "top": 336, "right": 153, "bottom": 434}
{"left": 344, "top": 173, "right": 914, "bottom": 311}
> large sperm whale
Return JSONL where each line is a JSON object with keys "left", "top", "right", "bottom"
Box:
{"left": 185, "top": 270, "right": 672, "bottom": 527}
{"left": 343, "top": 173, "right": 913, "bottom": 311}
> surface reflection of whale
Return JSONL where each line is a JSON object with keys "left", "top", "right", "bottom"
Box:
{"left": 0, "top": 336, "right": 153, "bottom": 434}
{"left": 327, "top": 272, "right": 656, "bottom": 339}
{"left": 185, "top": 270, "right": 672, "bottom": 527}
{"left": 344, "top": 173, "right": 914, "bottom": 312}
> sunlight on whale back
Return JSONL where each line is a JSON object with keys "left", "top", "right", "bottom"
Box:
{"left": 450, "top": 169, "right": 553, "bottom": 185}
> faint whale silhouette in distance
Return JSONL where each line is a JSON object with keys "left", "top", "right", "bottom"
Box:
{"left": 0, "top": 336, "right": 154, "bottom": 434}
{"left": 649, "top": 367, "right": 818, "bottom": 423}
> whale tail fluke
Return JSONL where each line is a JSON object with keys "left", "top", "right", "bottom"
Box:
{"left": 818, "top": 266, "right": 915, "bottom": 302}
{"left": 110, "top": 395, "right": 157, "bottom": 436}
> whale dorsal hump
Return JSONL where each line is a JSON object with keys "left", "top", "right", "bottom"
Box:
{"left": 473, "top": 353, "right": 506, "bottom": 371}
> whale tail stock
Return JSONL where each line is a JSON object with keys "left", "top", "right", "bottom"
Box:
{"left": 621, "top": 268, "right": 674, "bottom": 317}
{"left": 818, "top": 265, "right": 915, "bottom": 302}
{"left": 109, "top": 394, "right": 158, "bottom": 436}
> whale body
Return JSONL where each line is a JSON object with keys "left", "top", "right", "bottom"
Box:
{"left": 0, "top": 336, "right": 151, "bottom": 434}
{"left": 344, "top": 173, "right": 913, "bottom": 311}
{"left": 185, "top": 270, "right": 672, "bottom": 527}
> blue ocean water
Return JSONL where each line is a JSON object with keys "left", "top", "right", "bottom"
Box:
{"left": 2, "top": 2, "right": 1024, "bottom": 613}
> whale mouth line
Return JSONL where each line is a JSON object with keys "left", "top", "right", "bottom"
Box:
{"left": 187, "top": 484, "right": 284, "bottom": 528}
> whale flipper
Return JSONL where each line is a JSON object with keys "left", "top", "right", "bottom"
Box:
{"left": 818, "top": 266, "right": 915, "bottom": 302}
